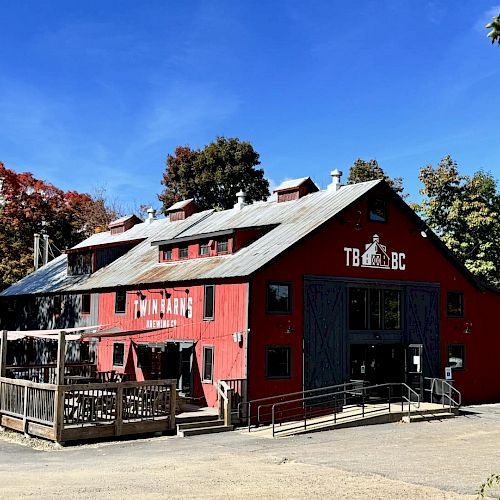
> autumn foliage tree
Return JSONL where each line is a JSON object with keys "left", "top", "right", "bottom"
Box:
{"left": 159, "top": 137, "right": 270, "bottom": 212}
{"left": 0, "top": 162, "right": 117, "bottom": 290}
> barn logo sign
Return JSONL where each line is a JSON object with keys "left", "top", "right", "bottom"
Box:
{"left": 344, "top": 234, "right": 406, "bottom": 271}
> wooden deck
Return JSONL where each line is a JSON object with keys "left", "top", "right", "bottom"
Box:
{"left": 0, "top": 377, "right": 177, "bottom": 443}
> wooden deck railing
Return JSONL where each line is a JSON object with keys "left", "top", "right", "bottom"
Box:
{"left": 0, "top": 377, "right": 177, "bottom": 443}
{"left": 5, "top": 363, "right": 97, "bottom": 384}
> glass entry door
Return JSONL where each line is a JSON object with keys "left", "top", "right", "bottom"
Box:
{"left": 350, "top": 344, "right": 405, "bottom": 385}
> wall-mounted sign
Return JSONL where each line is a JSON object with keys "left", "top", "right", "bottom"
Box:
{"left": 344, "top": 234, "right": 406, "bottom": 271}
{"left": 133, "top": 297, "right": 193, "bottom": 329}
{"left": 445, "top": 367, "right": 453, "bottom": 380}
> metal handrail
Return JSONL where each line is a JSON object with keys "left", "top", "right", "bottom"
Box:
{"left": 424, "top": 377, "right": 461, "bottom": 410}
{"left": 270, "top": 382, "right": 420, "bottom": 437}
{"left": 244, "top": 380, "right": 368, "bottom": 430}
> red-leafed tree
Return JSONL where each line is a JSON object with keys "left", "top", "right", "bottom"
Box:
{"left": 0, "top": 162, "right": 118, "bottom": 290}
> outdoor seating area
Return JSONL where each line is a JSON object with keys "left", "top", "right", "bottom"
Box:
{"left": 0, "top": 330, "right": 177, "bottom": 443}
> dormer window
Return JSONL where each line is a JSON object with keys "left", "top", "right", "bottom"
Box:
{"left": 179, "top": 245, "right": 188, "bottom": 259}
{"left": 163, "top": 246, "right": 173, "bottom": 261}
{"left": 199, "top": 240, "right": 210, "bottom": 256}
{"left": 217, "top": 238, "right": 228, "bottom": 254}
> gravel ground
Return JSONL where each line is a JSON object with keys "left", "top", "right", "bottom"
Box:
{"left": 0, "top": 404, "right": 499, "bottom": 499}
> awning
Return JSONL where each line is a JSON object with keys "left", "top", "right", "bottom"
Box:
{"left": 5, "top": 325, "right": 108, "bottom": 341}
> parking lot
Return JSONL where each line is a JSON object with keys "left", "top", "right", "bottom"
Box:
{"left": 1, "top": 404, "right": 499, "bottom": 499}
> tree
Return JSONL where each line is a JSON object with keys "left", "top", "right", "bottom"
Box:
{"left": 486, "top": 14, "right": 500, "bottom": 45}
{"left": 346, "top": 158, "right": 404, "bottom": 194}
{"left": 414, "top": 155, "right": 500, "bottom": 287}
{"left": 159, "top": 137, "right": 270, "bottom": 212}
{"left": 0, "top": 162, "right": 118, "bottom": 290}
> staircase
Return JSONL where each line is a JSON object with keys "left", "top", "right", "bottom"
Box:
{"left": 177, "top": 414, "right": 233, "bottom": 437}
{"left": 176, "top": 380, "right": 235, "bottom": 437}
{"left": 402, "top": 405, "right": 458, "bottom": 424}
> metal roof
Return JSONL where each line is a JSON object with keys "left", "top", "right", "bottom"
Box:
{"left": 1, "top": 181, "right": 380, "bottom": 296}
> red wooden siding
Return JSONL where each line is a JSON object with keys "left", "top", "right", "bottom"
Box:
{"left": 250, "top": 192, "right": 500, "bottom": 403}
{"left": 97, "top": 282, "right": 248, "bottom": 406}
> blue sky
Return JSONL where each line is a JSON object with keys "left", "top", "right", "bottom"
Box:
{"left": 1, "top": 1, "right": 499, "bottom": 210}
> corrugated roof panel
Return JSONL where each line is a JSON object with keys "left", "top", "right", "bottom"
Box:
{"left": 1, "top": 181, "right": 380, "bottom": 295}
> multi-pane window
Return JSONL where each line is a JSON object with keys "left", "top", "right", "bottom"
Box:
{"left": 348, "top": 287, "right": 402, "bottom": 330}
{"left": 266, "top": 346, "right": 292, "bottom": 378}
{"left": 447, "top": 344, "right": 465, "bottom": 370}
{"left": 199, "top": 240, "right": 210, "bottom": 256}
{"left": 447, "top": 291, "right": 464, "bottom": 318}
{"left": 179, "top": 245, "right": 188, "bottom": 259}
{"left": 81, "top": 294, "right": 91, "bottom": 315}
{"left": 369, "top": 198, "right": 387, "bottom": 222}
{"left": 163, "top": 246, "right": 172, "bottom": 261}
{"left": 202, "top": 346, "right": 214, "bottom": 382}
{"left": 203, "top": 285, "right": 215, "bottom": 320}
{"left": 266, "top": 282, "right": 292, "bottom": 314}
{"left": 217, "top": 238, "right": 228, "bottom": 254}
{"left": 115, "top": 290, "right": 127, "bottom": 314}
{"left": 113, "top": 342, "right": 125, "bottom": 367}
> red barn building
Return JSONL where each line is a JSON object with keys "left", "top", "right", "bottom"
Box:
{"left": 1, "top": 172, "right": 500, "bottom": 406}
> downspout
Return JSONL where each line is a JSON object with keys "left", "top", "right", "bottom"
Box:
{"left": 244, "top": 280, "right": 252, "bottom": 410}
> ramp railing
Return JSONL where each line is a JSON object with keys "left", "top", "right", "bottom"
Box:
{"left": 269, "top": 382, "right": 420, "bottom": 437}
{"left": 243, "top": 380, "right": 368, "bottom": 431}
{"left": 424, "top": 377, "right": 461, "bottom": 411}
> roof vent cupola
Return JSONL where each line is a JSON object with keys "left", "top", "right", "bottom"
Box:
{"left": 234, "top": 190, "right": 247, "bottom": 211}
{"left": 273, "top": 177, "right": 319, "bottom": 203}
{"left": 108, "top": 214, "right": 142, "bottom": 235}
{"left": 146, "top": 207, "right": 157, "bottom": 224}
{"left": 166, "top": 199, "right": 199, "bottom": 222}
{"left": 328, "top": 169, "right": 343, "bottom": 192}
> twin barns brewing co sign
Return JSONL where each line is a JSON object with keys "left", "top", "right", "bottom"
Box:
{"left": 344, "top": 234, "right": 406, "bottom": 271}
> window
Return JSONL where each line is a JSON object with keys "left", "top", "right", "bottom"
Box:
{"left": 115, "top": 290, "right": 127, "bottom": 314}
{"left": 202, "top": 346, "right": 214, "bottom": 382}
{"left": 179, "top": 245, "right": 188, "bottom": 259}
{"left": 348, "top": 287, "right": 401, "bottom": 330}
{"left": 163, "top": 246, "right": 172, "bottom": 261}
{"left": 447, "top": 344, "right": 465, "bottom": 370}
{"left": 52, "top": 296, "right": 62, "bottom": 318}
{"left": 266, "top": 346, "right": 291, "bottom": 378}
{"left": 113, "top": 342, "right": 125, "bottom": 367}
{"left": 447, "top": 291, "right": 464, "bottom": 318}
{"left": 203, "top": 285, "right": 215, "bottom": 320}
{"left": 369, "top": 198, "right": 387, "bottom": 222}
{"left": 199, "top": 240, "right": 210, "bottom": 256}
{"left": 217, "top": 238, "right": 228, "bottom": 254}
{"left": 81, "top": 294, "right": 91, "bottom": 315}
{"left": 266, "top": 282, "right": 292, "bottom": 314}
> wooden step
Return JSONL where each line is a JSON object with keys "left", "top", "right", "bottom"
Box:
{"left": 178, "top": 425, "right": 233, "bottom": 437}
{"left": 175, "top": 413, "right": 219, "bottom": 425}
{"left": 177, "top": 419, "right": 225, "bottom": 431}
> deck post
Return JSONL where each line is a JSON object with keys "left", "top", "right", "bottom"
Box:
{"left": 56, "top": 331, "right": 66, "bottom": 385}
{"left": 168, "top": 380, "right": 177, "bottom": 431}
{"left": 0, "top": 330, "right": 7, "bottom": 377}
{"left": 225, "top": 389, "right": 233, "bottom": 427}
{"left": 115, "top": 385, "right": 123, "bottom": 436}
{"left": 54, "top": 386, "right": 65, "bottom": 443}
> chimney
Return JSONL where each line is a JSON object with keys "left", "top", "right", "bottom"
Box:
{"left": 328, "top": 169, "right": 343, "bottom": 192}
{"left": 146, "top": 207, "right": 156, "bottom": 224}
{"left": 34, "top": 233, "right": 40, "bottom": 270}
{"left": 234, "top": 190, "right": 246, "bottom": 210}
